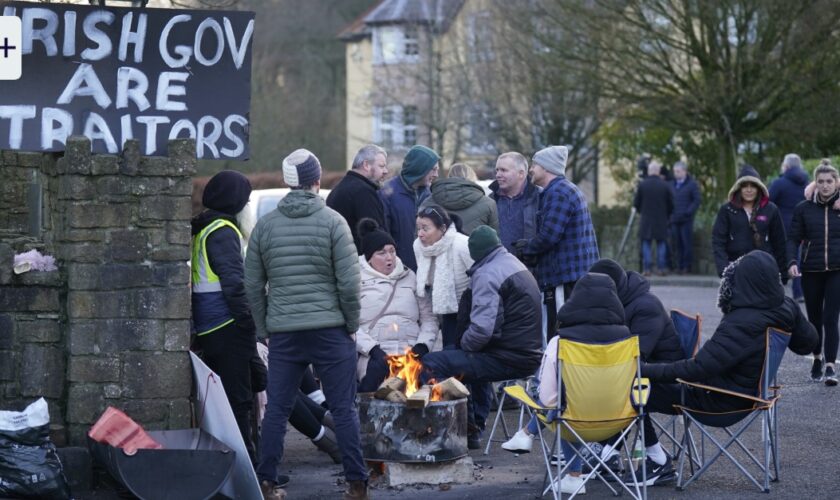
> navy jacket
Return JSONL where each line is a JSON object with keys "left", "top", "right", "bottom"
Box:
{"left": 380, "top": 175, "right": 430, "bottom": 271}
{"left": 326, "top": 170, "right": 386, "bottom": 254}
{"left": 489, "top": 179, "right": 541, "bottom": 254}
{"left": 671, "top": 175, "right": 701, "bottom": 225}
{"left": 769, "top": 166, "right": 808, "bottom": 231}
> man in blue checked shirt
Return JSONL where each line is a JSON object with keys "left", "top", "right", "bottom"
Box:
{"left": 516, "top": 145, "right": 600, "bottom": 344}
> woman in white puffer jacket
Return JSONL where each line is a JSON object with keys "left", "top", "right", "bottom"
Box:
{"left": 355, "top": 219, "right": 439, "bottom": 391}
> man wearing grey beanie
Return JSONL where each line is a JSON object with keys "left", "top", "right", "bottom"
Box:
{"left": 517, "top": 145, "right": 600, "bottom": 345}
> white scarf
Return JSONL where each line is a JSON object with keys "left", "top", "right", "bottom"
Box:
{"left": 414, "top": 224, "right": 459, "bottom": 314}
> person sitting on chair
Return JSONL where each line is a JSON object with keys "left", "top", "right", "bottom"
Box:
{"left": 637, "top": 250, "right": 817, "bottom": 485}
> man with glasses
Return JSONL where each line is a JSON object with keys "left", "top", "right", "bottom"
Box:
{"left": 327, "top": 144, "right": 390, "bottom": 254}
{"left": 380, "top": 145, "right": 441, "bottom": 271}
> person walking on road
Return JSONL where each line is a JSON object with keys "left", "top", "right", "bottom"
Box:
{"left": 787, "top": 159, "right": 840, "bottom": 386}
{"left": 634, "top": 160, "right": 675, "bottom": 275}
{"left": 245, "top": 149, "right": 368, "bottom": 500}
{"left": 712, "top": 165, "right": 788, "bottom": 280}
{"left": 770, "top": 153, "right": 808, "bottom": 302}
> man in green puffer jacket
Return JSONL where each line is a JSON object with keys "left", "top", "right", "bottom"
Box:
{"left": 244, "top": 148, "right": 368, "bottom": 500}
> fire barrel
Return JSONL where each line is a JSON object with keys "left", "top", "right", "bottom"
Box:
{"left": 356, "top": 393, "right": 468, "bottom": 463}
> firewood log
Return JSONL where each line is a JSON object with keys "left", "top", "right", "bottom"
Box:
{"left": 406, "top": 385, "right": 431, "bottom": 409}
{"left": 433, "top": 377, "right": 470, "bottom": 401}
{"left": 374, "top": 377, "right": 406, "bottom": 401}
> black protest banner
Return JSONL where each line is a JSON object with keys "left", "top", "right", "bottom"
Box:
{"left": 0, "top": 1, "right": 254, "bottom": 160}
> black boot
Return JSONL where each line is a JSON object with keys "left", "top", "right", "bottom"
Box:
{"left": 343, "top": 479, "right": 369, "bottom": 500}
{"left": 313, "top": 427, "right": 342, "bottom": 464}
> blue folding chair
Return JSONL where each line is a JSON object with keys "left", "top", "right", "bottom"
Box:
{"left": 652, "top": 310, "right": 701, "bottom": 455}
{"left": 674, "top": 327, "right": 791, "bottom": 492}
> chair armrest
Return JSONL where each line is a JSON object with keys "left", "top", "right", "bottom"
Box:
{"left": 631, "top": 377, "right": 650, "bottom": 407}
{"left": 675, "top": 378, "right": 770, "bottom": 405}
{"left": 503, "top": 385, "right": 549, "bottom": 411}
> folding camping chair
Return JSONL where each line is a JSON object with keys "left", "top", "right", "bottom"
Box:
{"left": 483, "top": 377, "right": 533, "bottom": 455}
{"left": 504, "top": 335, "right": 650, "bottom": 500}
{"left": 652, "top": 309, "right": 701, "bottom": 456}
{"left": 674, "top": 327, "right": 790, "bottom": 493}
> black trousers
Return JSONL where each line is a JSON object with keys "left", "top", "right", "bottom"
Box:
{"left": 802, "top": 270, "right": 840, "bottom": 363}
{"left": 196, "top": 322, "right": 258, "bottom": 462}
{"left": 545, "top": 281, "right": 577, "bottom": 341}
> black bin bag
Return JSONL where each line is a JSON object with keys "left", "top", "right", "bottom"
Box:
{"left": 0, "top": 398, "right": 71, "bottom": 500}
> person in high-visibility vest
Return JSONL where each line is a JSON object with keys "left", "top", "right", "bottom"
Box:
{"left": 191, "top": 170, "right": 259, "bottom": 464}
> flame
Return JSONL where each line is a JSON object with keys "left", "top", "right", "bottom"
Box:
{"left": 387, "top": 347, "right": 424, "bottom": 397}
{"left": 386, "top": 346, "right": 442, "bottom": 402}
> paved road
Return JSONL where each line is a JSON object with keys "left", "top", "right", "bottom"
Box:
{"left": 274, "top": 284, "right": 840, "bottom": 499}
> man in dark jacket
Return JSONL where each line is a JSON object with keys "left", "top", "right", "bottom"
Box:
{"left": 422, "top": 226, "right": 543, "bottom": 449}
{"left": 670, "top": 161, "right": 701, "bottom": 274}
{"left": 520, "top": 145, "right": 599, "bottom": 344}
{"left": 634, "top": 160, "right": 675, "bottom": 276}
{"left": 327, "top": 144, "right": 390, "bottom": 254}
{"left": 769, "top": 153, "right": 808, "bottom": 301}
{"left": 380, "top": 145, "right": 440, "bottom": 271}
{"left": 641, "top": 251, "right": 817, "bottom": 481}
{"left": 191, "top": 170, "right": 259, "bottom": 464}
{"left": 490, "top": 152, "right": 541, "bottom": 254}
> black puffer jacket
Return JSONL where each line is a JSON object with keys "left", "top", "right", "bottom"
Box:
{"left": 786, "top": 191, "right": 840, "bottom": 272}
{"left": 643, "top": 251, "right": 817, "bottom": 409}
{"left": 556, "top": 273, "right": 630, "bottom": 344}
{"left": 711, "top": 195, "right": 787, "bottom": 279}
{"left": 621, "top": 271, "right": 685, "bottom": 363}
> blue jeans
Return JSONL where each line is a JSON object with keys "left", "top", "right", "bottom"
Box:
{"left": 641, "top": 239, "right": 667, "bottom": 272}
{"left": 257, "top": 327, "right": 367, "bottom": 484}
{"left": 422, "top": 349, "right": 537, "bottom": 432}
{"left": 669, "top": 222, "right": 694, "bottom": 272}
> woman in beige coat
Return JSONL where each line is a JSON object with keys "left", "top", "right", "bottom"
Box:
{"left": 355, "top": 219, "right": 438, "bottom": 392}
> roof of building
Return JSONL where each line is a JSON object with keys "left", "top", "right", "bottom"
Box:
{"left": 338, "top": 0, "right": 466, "bottom": 41}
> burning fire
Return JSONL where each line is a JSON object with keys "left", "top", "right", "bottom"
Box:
{"left": 386, "top": 347, "right": 442, "bottom": 402}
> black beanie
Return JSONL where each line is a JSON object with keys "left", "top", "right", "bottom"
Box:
{"left": 202, "top": 170, "right": 252, "bottom": 215}
{"left": 358, "top": 218, "right": 396, "bottom": 261}
{"left": 469, "top": 225, "right": 501, "bottom": 261}
{"left": 589, "top": 258, "right": 628, "bottom": 292}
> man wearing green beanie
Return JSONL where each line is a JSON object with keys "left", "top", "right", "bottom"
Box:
{"left": 422, "top": 225, "right": 543, "bottom": 449}
{"left": 381, "top": 145, "right": 441, "bottom": 271}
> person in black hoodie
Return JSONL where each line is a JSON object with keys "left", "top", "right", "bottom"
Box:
{"left": 191, "top": 170, "right": 260, "bottom": 463}
{"left": 641, "top": 250, "right": 817, "bottom": 481}
{"left": 712, "top": 165, "right": 788, "bottom": 280}
{"left": 787, "top": 159, "right": 840, "bottom": 385}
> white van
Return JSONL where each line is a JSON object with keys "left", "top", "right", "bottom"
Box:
{"left": 238, "top": 188, "right": 331, "bottom": 244}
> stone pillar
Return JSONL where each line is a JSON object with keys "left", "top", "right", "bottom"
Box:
{"left": 49, "top": 136, "right": 195, "bottom": 444}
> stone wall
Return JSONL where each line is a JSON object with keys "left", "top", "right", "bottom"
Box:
{"left": 0, "top": 136, "right": 195, "bottom": 445}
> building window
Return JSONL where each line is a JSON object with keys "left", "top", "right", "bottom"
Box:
{"left": 467, "top": 12, "right": 495, "bottom": 62}
{"left": 374, "top": 26, "right": 420, "bottom": 64}
{"left": 466, "top": 104, "right": 498, "bottom": 153}
{"left": 375, "top": 105, "right": 418, "bottom": 150}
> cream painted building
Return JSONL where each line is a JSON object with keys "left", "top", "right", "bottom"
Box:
{"left": 339, "top": 0, "right": 619, "bottom": 205}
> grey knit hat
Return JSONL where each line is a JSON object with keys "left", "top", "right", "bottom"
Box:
{"left": 282, "top": 148, "right": 322, "bottom": 188}
{"left": 533, "top": 145, "right": 569, "bottom": 176}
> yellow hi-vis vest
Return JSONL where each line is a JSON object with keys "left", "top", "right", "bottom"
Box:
{"left": 191, "top": 218, "right": 243, "bottom": 335}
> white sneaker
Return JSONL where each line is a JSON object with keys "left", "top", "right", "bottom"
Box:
{"left": 559, "top": 474, "right": 586, "bottom": 495}
{"left": 501, "top": 428, "right": 533, "bottom": 453}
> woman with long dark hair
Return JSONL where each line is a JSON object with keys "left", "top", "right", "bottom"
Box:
{"left": 788, "top": 159, "right": 840, "bottom": 386}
